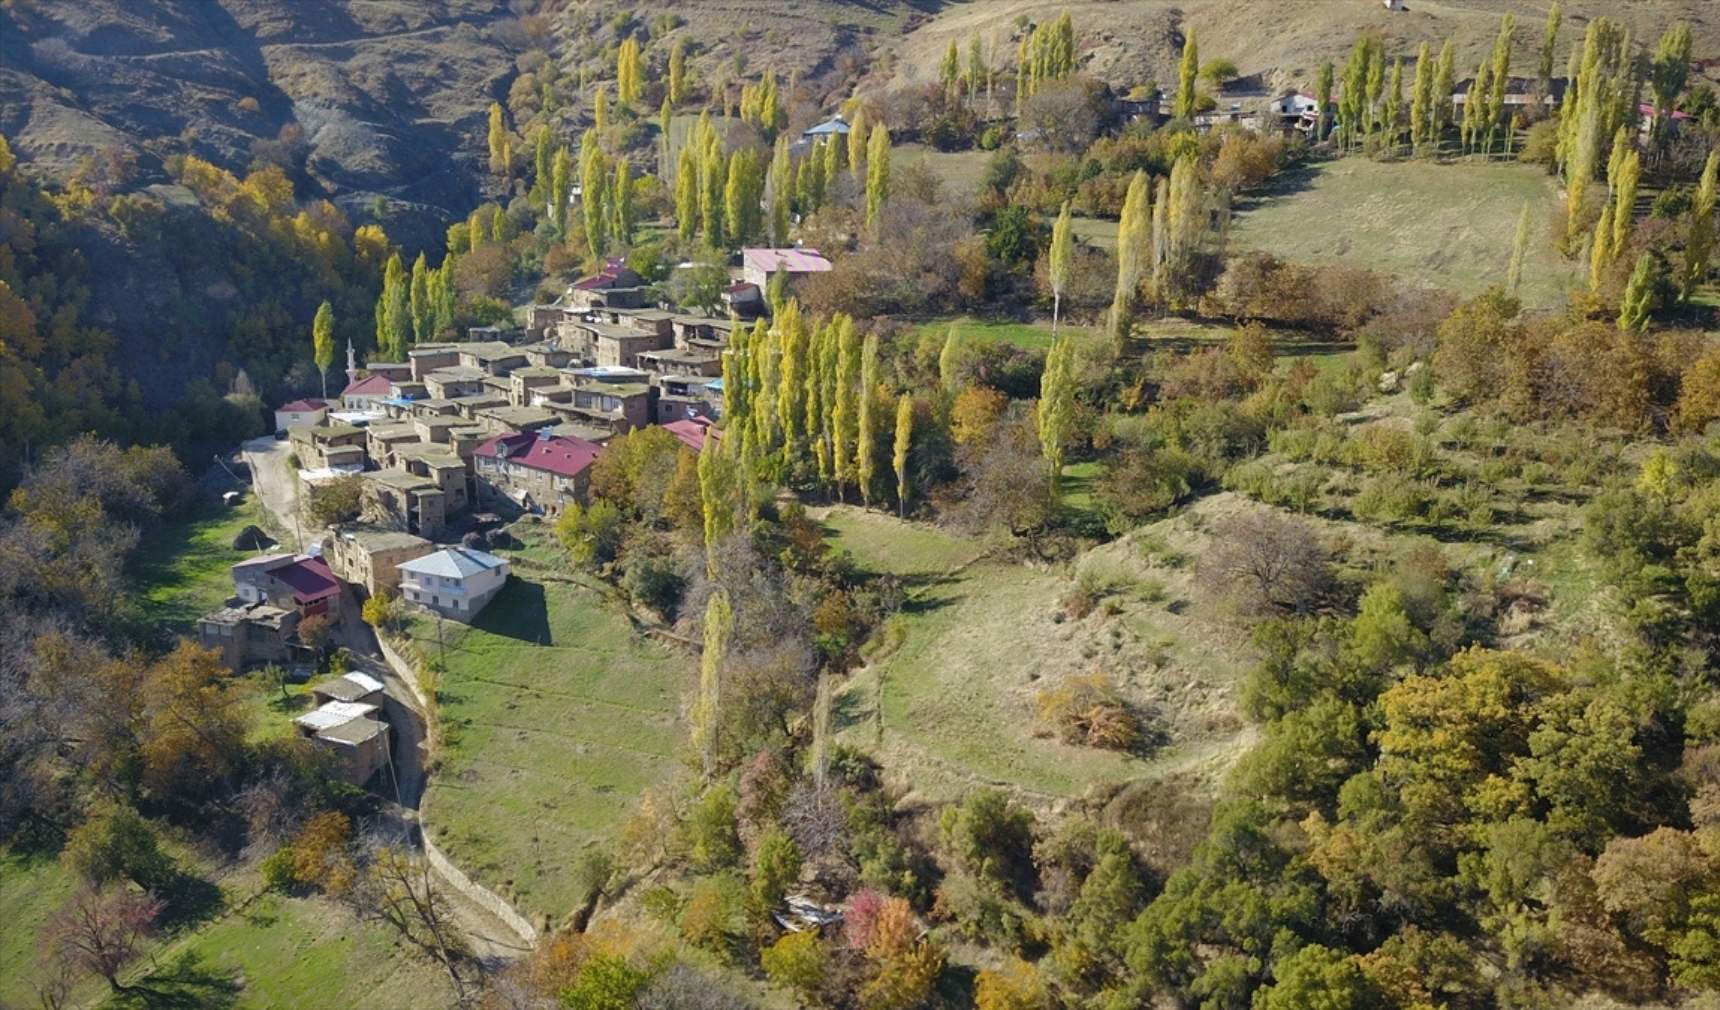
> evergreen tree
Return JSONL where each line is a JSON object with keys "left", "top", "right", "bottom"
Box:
{"left": 617, "top": 36, "right": 644, "bottom": 107}
{"left": 312, "top": 300, "right": 335, "bottom": 399}
{"left": 676, "top": 146, "right": 699, "bottom": 240}
{"left": 1107, "top": 171, "right": 1151, "bottom": 354}
{"left": 770, "top": 134, "right": 792, "bottom": 247}
{"left": 1681, "top": 150, "right": 1719, "bottom": 301}
{"left": 694, "top": 589, "right": 732, "bottom": 779}
{"left": 856, "top": 332, "right": 879, "bottom": 507}
{"left": 865, "top": 123, "right": 891, "bottom": 231}
{"left": 669, "top": 38, "right": 689, "bottom": 106}
{"left": 1175, "top": 30, "right": 1199, "bottom": 121}
{"left": 408, "top": 252, "right": 430, "bottom": 344}
{"left": 1618, "top": 254, "right": 1655, "bottom": 330}
{"left": 1039, "top": 336, "right": 1075, "bottom": 493}
{"left": 1049, "top": 201, "right": 1074, "bottom": 337}
{"left": 1507, "top": 201, "right": 1533, "bottom": 295}
{"left": 893, "top": 393, "right": 913, "bottom": 517}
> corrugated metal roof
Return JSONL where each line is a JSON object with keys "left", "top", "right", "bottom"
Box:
{"left": 294, "top": 700, "right": 380, "bottom": 732}
{"left": 397, "top": 547, "right": 510, "bottom": 580}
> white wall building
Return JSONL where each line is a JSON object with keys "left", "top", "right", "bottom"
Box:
{"left": 396, "top": 547, "right": 511, "bottom": 622}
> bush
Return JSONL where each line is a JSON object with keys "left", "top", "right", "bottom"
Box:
{"left": 622, "top": 554, "right": 685, "bottom": 617}
{"left": 760, "top": 931, "right": 826, "bottom": 999}
{"left": 1035, "top": 672, "right": 1143, "bottom": 752}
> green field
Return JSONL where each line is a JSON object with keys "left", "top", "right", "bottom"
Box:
{"left": 895, "top": 144, "right": 991, "bottom": 200}
{"left": 129, "top": 499, "right": 272, "bottom": 635}
{"left": 413, "top": 576, "right": 688, "bottom": 920}
{"left": 911, "top": 315, "right": 1086, "bottom": 352}
{"left": 1230, "top": 158, "right": 1582, "bottom": 308}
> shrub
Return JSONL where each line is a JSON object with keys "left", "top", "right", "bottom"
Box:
{"left": 760, "top": 931, "right": 826, "bottom": 999}
{"left": 622, "top": 554, "right": 685, "bottom": 617}
{"left": 1035, "top": 672, "right": 1143, "bottom": 752}
{"left": 679, "top": 878, "right": 736, "bottom": 952}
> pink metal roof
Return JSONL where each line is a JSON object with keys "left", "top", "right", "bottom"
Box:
{"left": 279, "top": 399, "right": 328, "bottom": 413}
{"left": 475, "top": 433, "right": 604, "bottom": 478}
{"left": 343, "top": 374, "right": 393, "bottom": 396}
{"left": 663, "top": 419, "right": 717, "bottom": 453}
{"left": 271, "top": 555, "right": 342, "bottom": 603}
{"left": 742, "top": 248, "right": 833, "bottom": 275}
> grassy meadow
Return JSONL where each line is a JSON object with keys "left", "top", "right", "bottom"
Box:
{"left": 1230, "top": 157, "right": 1583, "bottom": 308}
{"left": 129, "top": 498, "right": 273, "bottom": 635}
{"left": 412, "top": 575, "right": 688, "bottom": 921}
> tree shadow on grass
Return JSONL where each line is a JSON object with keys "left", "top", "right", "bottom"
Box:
{"left": 155, "top": 872, "right": 226, "bottom": 933}
{"left": 110, "top": 953, "right": 241, "bottom": 1010}
{"left": 467, "top": 579, "right": 551, "bottom": 645}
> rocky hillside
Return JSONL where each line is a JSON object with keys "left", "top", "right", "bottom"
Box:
{"left": 0, "top": 0, "right": 524, "bottom": 249}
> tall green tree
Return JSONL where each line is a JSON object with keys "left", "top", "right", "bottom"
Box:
{"left": 487, "top": 101, "right": 509, "bottom": 178}
{"left": 612, "top": 156, "right": 635, "bottom": 248}
{"left": 893, "top": 393, "right": 913, "bottom": 517}
{"left": 1049, "top": 201, "right": 1074, "bottom": 337}
{"left": 617, "top": 37, "right": 644, "bottom": 107}
{"left": 1039, "top": 336, "right": 1075, "bottom": 493}
{"left": 533, "top": 125, "right": 553, "bottom": 203}
{"left": 856, "top": 333, "right": 879, "bottom": 507}
{"left": 848, "top": 107, "right": 867, "bottom": 186}
{"left": 1619, "top": 254, "right": 1656, "bottom": 330}
{"left": 581, "top": 130, "right": 610, "bottom": 258}
{"left": 1410, "top": 42, "right": 1434, "bottom": 148}
{"left": 551, "top": 145, "right": 574, "bottom": 239}
{"left": 676, "top": 145, "right": 699, "bottom": 241}
{"left": 1434, "top": 40, "right": 1457, "bottom": 133}
{"left": 1650, "top": 24, "right": 1694, "bottom": 150}
{"left": 770, "top": 135, "right": 792, "bottom": 247}
{"left": 1681, "top": 150, "right": 1719, "bottom": 301}
{"left": 312, "top": 301, "right": 335, "bottom": 399}
{"left": 1486, "top": 15, "right": 1516, "bottom": 150}
{"left": 1315, "top": 62, "right": 1335, "bottom": 141}
{"left": 725, "top": 148, "right": 764, "bottom": 247}
{"left": 940, "top": 39, "right": 962, "bottom": 106}
{"left": 1612, "top": 139, "right": 1641, "bottom": 254}
{"left": 1539, "top": 3, "right": 1563, "bottom": 90}
{"left": 408, "top": 252, "right": 430, "bottom": 344}
{"left": 375, "top": 252, "right": 410, "bottom": 362}
{"left": 1175, "top": 30, "right": 1200, "bottom": 120}
{"left": 865, "top": 123, "right": 891, "bottom": 231}
{"left": 938, "top": 325, "right": 961, "bottom": 394}
{"left": 1107, "top": 171, "right": 1151, "bottom": 355}
{"left": 698, "top": 435, "right": 738, "bottom": 564}
{"left": 669, "top": 38, "right": 688, "bottom": 106}
{"left": 694, "top": 589, "right": 732, "bottom": 779}
{"left": 831, "top": 316, "right": 860, "bottom": 501}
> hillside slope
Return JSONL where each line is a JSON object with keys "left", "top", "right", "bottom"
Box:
{"left": 0, "top": 0, "right": 521, "bottom": 244}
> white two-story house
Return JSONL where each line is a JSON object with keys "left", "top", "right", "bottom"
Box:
{"left": 395, "top": 547, "right": 511, "bottom": 622}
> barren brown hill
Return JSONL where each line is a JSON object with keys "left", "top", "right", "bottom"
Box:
{"left": 0, "top": 0, "right": 524, "bottom": 244}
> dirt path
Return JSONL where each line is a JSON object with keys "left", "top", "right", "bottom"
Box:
{"left": 241, "top": 435, "right": 302, "bottom": 550}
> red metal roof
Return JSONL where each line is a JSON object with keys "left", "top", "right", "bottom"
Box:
{"left": 279, "top": 399, "right": 328, "bottom": 413}
{"left": 271, "top": 555, "right": 342, "bottom": 603}
{"left": 475, "top": 432, "right": 604, "bottom": 478}
{"left": 343, "top": 374, "right": 393, "bottom": 396}
{"left": 664, "top": 419, "right": 717, "bottom": 453}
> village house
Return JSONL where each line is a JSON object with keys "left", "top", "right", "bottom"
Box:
{"left": 311, "top": 671, "right": 386, "bottom": 708}
{"left": 274, "top": 399, "right": 328, "bottom": 434}
{"left": 656, "top": 374, "right": 721, "bottom": 424}
{"left": 521, "top": 339, "right": 579, "bottom": 369}
{"left": 741, "top": 247, "right": 834, "bottom": 289}
{"left": 477, "top": 403, "right": 560, "bottom": 435}
{"left": 637, "top": 346, "right": 723, "bottom": 378}
{"left": 397, "top": 547, "right": 512, "bottom": 622}
{"left": 509, "top": 365, "right": 564, "bottom": 406}
{"left": 423, "top": 365, "right": 489, "bottom": 401}
{"left": 525, "top": 305, "right": 569, "bottom": 342}
{"left": 458, "top": 342, "right": 528, "bottom": 376}
{"left": 395, "top": 444, "right": 471, "bottom": 514}
{"left": 366, "top": 421, "right": 422, "bottom": 469}
{"left": 294, "top": 701, "right": 391, "bottom": 786}
{"left": 197, "top": 602, "right": 301, "bottom": 669}
{"left": 408, "top": 344, "right": 461, "bottom": 380}
{"left": 801, "top": 114, "right": 850, "bottom": 143}
{"left": 231, "top": 552, "right": 344, "bottom": 619}
{"left": 289, "top": 423, "right": 367, "bottom": 471}
{"left": 664, "top": 417, "right": 718, "bottom": 453}
{"left": 671, "top": 315, "right": 735, "bottom": 348}
{"left": 569, "top": 263, "right": 645, "bottom": 310}
{"left": 474, "top": 430, "right": 603, "bottom": 514}
{"left": 324, "top": 527, "right": 434, "bottom": 597}
{"left": 551, "top": 372, "right": 654, "bottom": 432}
{"left": 361, "top": 468, "right": 447, "bottom": 537}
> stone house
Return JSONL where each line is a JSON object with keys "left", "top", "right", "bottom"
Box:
{"left": 423, "top": 366, "right": 488, "bottom": 401}
{"left": 362, "top": 469, "right": 447, "bottom": 537}
{"left": 231, "top": 553, "right": 343, "bottom": 619}
{"left": 509, "top": 366, "right": 564, "bottom": 406}
{"left": 397, "top": 547, "right": 511, "bottom": 622}
{"left": 197, "top": 602, "right": 301, "bottom": 669}
{"left": 473, "top": 431, "right": 603, "bottom": 515}
{"left": 294, "top": 702, "right": 391, "bottom": 786}
{"left": 396, "top": 444, "right": 471, "bottom": 515}
{"left": 290, "top": 423, "right": 367, "bottom": 471}
{"left": 325, "top": 527, "right": 434, "bottom": 597}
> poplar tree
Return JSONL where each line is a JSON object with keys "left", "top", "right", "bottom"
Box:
{"left": 550, "top": 146, "right": 573, "bottom": 238}
{"left": 1681, "top": 151, "right": 1719, "bottom": 301}
{"left": 1434, "top": 41, "right": 1456, "bottom": 132}
{"left": 1175, "top": 30, "right": 1199, "bottom": 120}
{"left": 699, "top": 116, "right": 727, "bottom": 248}
{"left": 676, "top": 146, "right": 698, "bottom": 240}
{"left": 312, "top": 301, "right": 335, "bottom": 399}
{"left": 429, "top": 260, "right": 454, "bottom": 341}
{"left": 831, "top": 316, "right": 859, "bottom": 501}
{"left": 694, "top": 589, "right": 732, "bottom": 779}
{"left": 770, "top": 135, "right": 792, "bottom": 247}
{"left": 1507, "top": 201, "right": 1533, "bottom": 295}
{"left": 725, "top": 148, "right": 764, "bottom": 247}
{"left": 1618, "top": 254, "right": 1655, "bottom": 331}
{"left": 669, "top": 39, "right": 688, "bottom": 106}
{"left": 659, "top": 98, "right": 673, "bottom": 177}
{"left": 617, "top": 37, "right": 644, "bottom": 107}
{"left": 1612, "top": 141, "right": 1641, "bottom": 254}
{"left": 1038, "top": 336, "right": 1075, "bottom": 493}
{"left": 1591, "top": 204, "right": 1614, "bottom": 290}
{"left": 1385, "top": 58, "right": 1404, "bottom": 142}
{"left": 487, "top": 101, "right": 509, "bottom": 177}
{"left": 1650, "top": 24, "right": 1694, "bottom": 151}
{"left": 939, "top": 326, "right": 961, "bottom": 393}
{"left": 581, "top": 130, "right": 609, "bottom": 257}
{"left": 1315, "top": 62, "right": 1335, "bottom": 141}
{"left": 1049, "top": 201, "right": 1074, "bottom": 337}
{"left": 968, "top": 33, "right": 986, "bottom": 106}
{"left": 409, "top": 252, "right": 430, "bottom": 344}
{"left": 698, "top": 436, "right": 738, "bottom": 563}
{"left": 612, "top": 157, "right": 635, "bottom": 247}
{"left": 377, "top": 253, "right": 410, "bottom": 362}
{"left": 848, "top": 107, "right": 867, "bottom": 185}
{"left": 1539, "top": 2, "right": 1563, "bottom": 90}
{"left": 775, "top": 299, "right": 807, "bottom": 450}
{"left": 1107, "top": 171, "right": 1151, "bottom": 354}
{"left": 822, "top": 131, "right": 844, "bottom": 199}
{"left": 1365, "top": 41, "right": 1387, "bottom": 138}
{"left": 856, "top": 333, "right": 880, "bottom": 507}
{"left": 1411, "top": 42, "right": 1434, "bottom": 148}
{"left": 941, "top": 39, "right": 962, "bottom": 106}
{"left": 1487, "top": 15, "right": 1516, "bottom": 150}
{"left": 533, "top": 125, "right": 553, "bottom": 203}
{"left": 865, "top": 123, "right": 891, "bottom": 231}
{"left": 593, "top": 84, "right": 609, "bottom": 132}
{"left": 893, "top": 391, "right": 913, "bottom": 517}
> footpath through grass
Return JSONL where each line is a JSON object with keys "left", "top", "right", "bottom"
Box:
{"left": 414, "top": 575, "right": 688, "bottom": 920}
{"left": 1231, "top": 157, "right": 1581, "bottom": 308}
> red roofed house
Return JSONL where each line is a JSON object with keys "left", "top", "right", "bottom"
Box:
{"left": 274, "top": 399, "right": 329, "bottom": 434}
{"left": 570, "top": 262, "right": 645, "bottom": 310}
{"left": 231, "top": 553, "right": 344, "bottom": 618}
{"left": 342, "top": 373, "right": 395, "bottom": 412}
{"left": 663, "top": 417, "right": 717, "bottom": 454}
{"left": 474, "top": 430, "right": 604, "bottom": 515}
